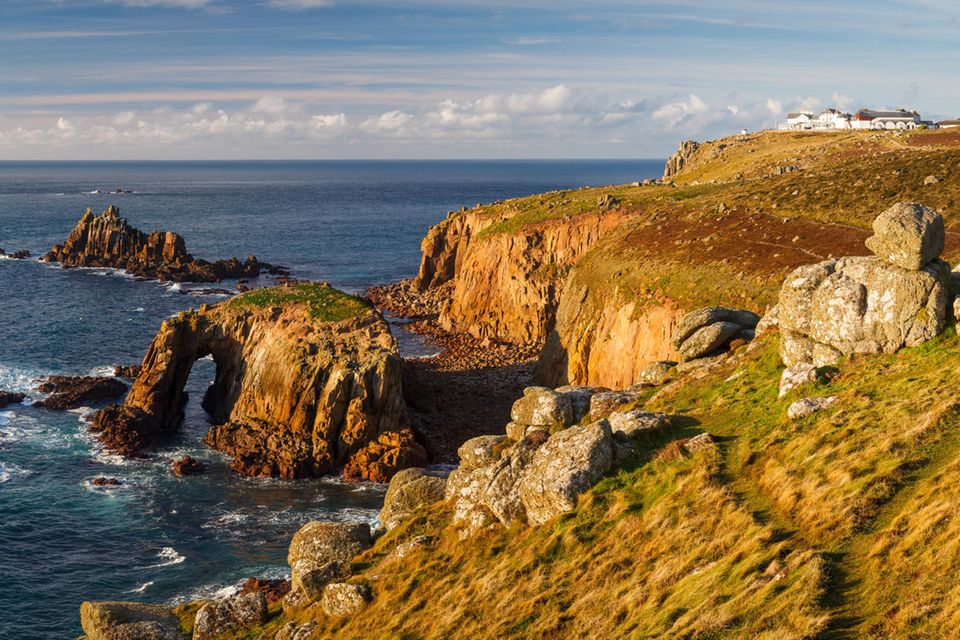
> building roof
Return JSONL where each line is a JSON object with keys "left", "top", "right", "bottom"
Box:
{"left": 856, "top": 108, "right": 920, "bottom": 120}
{"left": 938, "top": 119, "right": 960, "bottom": 126}
{"left": 787, "top": 111, "right": 814, "bottom": 119}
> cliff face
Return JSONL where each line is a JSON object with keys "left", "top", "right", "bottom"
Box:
{"left": 92, "top": 284, "right": 424, "bottom": 480}
{"left": 43, "top": 206, "right": 282, "bottom": 282}
{"left": 415, "top": 207, "right": 628, "bottom": 346}
{"left": 537, "top": 283, "right": 682, "bottom": 388}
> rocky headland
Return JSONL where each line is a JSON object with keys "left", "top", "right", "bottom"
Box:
{"left": 92, "top": 282, "right": 425, "bottom": 481}
{"left": 43, "top": 205, "right": 288, "bottom": 283}
{"left": 73, "top": 129, "right": 960, "bottom": 639}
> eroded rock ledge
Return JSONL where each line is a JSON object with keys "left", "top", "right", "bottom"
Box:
{"left": 92, "top": 282, "right": 425, "bottom": 480}
{"left": 43, "top": 205, "right": 287, "bottom": 283}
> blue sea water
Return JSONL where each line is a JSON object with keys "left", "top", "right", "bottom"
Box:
{"left": 0, "top": 159, "right": 662, "bottom": 639}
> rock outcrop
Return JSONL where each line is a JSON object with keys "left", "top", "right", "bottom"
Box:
{"left": 779, "top": 203, "right": 949, "bottom": 367}
{"left": 79, "top": 601, "right": 181, "bottom": 640}
{"left": 91, "top": 283, "right": 425, "bottom": 480}
{"left": 321, "top": 583, "right": 370, "bottom": 617}
{"left": 43, "top": 206, "right": 286, "bottom": 283}
{"left": 444, "top": 384, "right": 667, "bottom": 536}
{"left": 34, "top": 375, "right": 127, "bottom": 410}
{"left": 170, "top": 455, "right": 205, "bottom": 476}
{"left": 663, "top": 140, "right": 701, "bottom": 179}
{"left": 0, "top": 391, "right": 25, "bottom": 408}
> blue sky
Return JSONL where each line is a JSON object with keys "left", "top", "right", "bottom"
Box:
{"left": 0, "top": 0, "right": 958, "bottom": 159}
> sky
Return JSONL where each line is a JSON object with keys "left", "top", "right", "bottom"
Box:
{"left": 1, "top": 0, "right": 959, "bottom": 159}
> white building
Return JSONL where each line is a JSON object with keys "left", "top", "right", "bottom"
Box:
{"left": 778, "top": 106, "right": 937, "bottom": 131}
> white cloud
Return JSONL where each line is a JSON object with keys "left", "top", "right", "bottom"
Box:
{"left": 252, "top": 96, "right": 298, "bottom": 115}
{"left": 766, "top": 99, "right": 783, "bottom": 116}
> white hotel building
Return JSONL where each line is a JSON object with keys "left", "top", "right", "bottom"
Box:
{"left": 778, "top": 108, "right": 937, "bottom": 131}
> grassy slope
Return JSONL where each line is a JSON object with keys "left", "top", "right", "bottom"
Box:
{"left": 226, "top": 282, "right": 372, "bottom": 322}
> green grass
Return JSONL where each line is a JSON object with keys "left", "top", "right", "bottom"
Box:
{"left": 226, "top": 282, "right": 372, "bottom": 322}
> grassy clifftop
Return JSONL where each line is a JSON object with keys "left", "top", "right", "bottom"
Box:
{"left": 226, "top": 282, "right": 373, "bottom": 322}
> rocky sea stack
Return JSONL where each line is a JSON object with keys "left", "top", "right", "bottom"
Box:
{"left": 43, "top": 205, "right": 287, "bottom": 282}
{"left": 92, "top": 282, "right": 425, "bottom": 480}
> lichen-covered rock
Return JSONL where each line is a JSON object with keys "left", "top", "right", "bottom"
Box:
{"left": 393, "top": 535, "right": 434, "bottom": 559}
{"left": 92, "top": 284, "right": 419, "bottom": 480}
{"left": 755, "top": 304, "right": 780, "bottom": 335}
{"left": 456, "top": 435, "right": 506, "bottom": 469}
{"left": 79, "top": 601, "right": 181, "bottom": 640}
{"left": 787, "top": 396, "right": 838, "bottom": 420}
{"left": 682, "top": 433, "right": 715, "bottom": 453}
{"left": 510, "top": 386, "right": 574, "bottom": 427}
{"left": 446, "top": 431, "right": 549, "bottom": 536}
{"left": 779, "top": 364, "right": 818, "bottom": 398}
{"left": 321, "top": 583, "right": 370, "bottom": 617}
{"left": 608, "top": 410, "right": 670, "bottom": 437}
{"left": 287, "top": 522, "right": 371, "bottom": 592}
{"left": 379, "top": 468, "right": 446, "bottom": 531}
{"left": 864, "top": 202, "right": 944, "bottom": 271}
{"left": 518, "top": 420, "right": 615, "bottom": 525}
{"left": 779, "top": 256, "right": 949, "bottom": 367}
{"left": 192, "top": 593, "right": 267, "bottom": 640}
{"left": 637, "top": 361, "right": 676, "bottom": 386}
{"left": 274, "top": 621, "right": 317, "bottom": 640}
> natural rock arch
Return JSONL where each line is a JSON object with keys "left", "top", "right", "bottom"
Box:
{"left": 93, "top": 285, "right": 426, "bottom": 480}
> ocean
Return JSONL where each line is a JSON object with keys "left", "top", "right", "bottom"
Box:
{"left": 0, "top": 159, "right": 661, "bottom": 638}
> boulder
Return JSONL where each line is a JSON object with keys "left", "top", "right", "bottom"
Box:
{"left": 554, "top": 385, "right": 609, "bottom": 423}
{"left": 393, "top": 535, "right": 434, "bottom": 559}
{"left": 287, "top": 522, "right": 371, "bottom": 593}
{"left": 588, "top": 391, "right": 640, "bottom": 420}
{"left": 274, "top": 621, "right": 317, "bottom": 640}
{"left": 779, "top": 256, "right": 949, "bottom": 367}
{"left": 510, "top": 387, "right": 573, "bottom": 427}
{"left": 379, "top": 468, "right": 446, "bottom": 531}
{"left": 79, "top": 601, "right": 181, "bottom": 640}
{"left": 446, "top": 431, "right": 549, "bottom": 535}
{"left": 671, "top": 307, "right": 761, "bottom": 350}
{"left": 787, "top": 396, "right": 838, "bottom": 420}
{"left": 518, "top": 420, "right": 615, "bottom": 525}
{"left": 636, "top": 361, "right": 676, "bottom": 386}
{"left": 456, "top": 435, "right": 506, "bottom": 469}
{"left": 321, "top": 583, "right": 369, "bottom": 617}
{"left": 340, "top": 429, "right": 428, "bottom": 483}
{"left": 192, "top": 593, "right": 267, "bottom": 640}
{"left": 778, "top": 364, "right": 818, "bottom": 398}
{"left": 864, "top": 202, "right": 944, "bottom": 271}
{"left": 678, "top": 321, "right": 742, "bottom": 361}
{"left": 237, "top": 577, "right": 290, "bottom": 605}
{"left": 755, "top": 304, "right": 780, "bottom": 335}
{"left": 682, "top": 433, "right": 715, "bottom": 453}
{"left": 608, "top": 411, "right": 670, "bottom": 437}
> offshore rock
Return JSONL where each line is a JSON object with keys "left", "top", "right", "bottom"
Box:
{"left": 43, "top": 206, "right": 286, "bottom": 283}
{"left": 92, "top": 284, "right": 420, "bottom": 480}
{"left": 170, "top": 455, "right": 205, "bottom": 476}
{"left": 193, "top": 593, "right": 268, "bottom": 640}
{"left": 35, "top": 375, "right": 127, "bottom": 411}
{"left": 79, "top": 601, "right": 181, "bottom": 640}
{"left": 0, "top": 391, "right": 25, "bottom": 408}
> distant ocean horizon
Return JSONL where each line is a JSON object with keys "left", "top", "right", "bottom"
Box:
{"left": 0, "top": 158, "right": 663, "bottom": 638}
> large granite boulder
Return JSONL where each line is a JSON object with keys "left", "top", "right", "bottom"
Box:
{"left": 608, "top": 410, "right": 670, "bottom": 437}
{"left": 671, "top": 307, "right": 760, "bottom": 362}
{"left": 192, "top": 593, "right": 267, "bottom": 640}
{"left": 864, "top": 202, "right": 944, "bottom": 271}
{"left": 287, "top": 522, "right": 370, "bottom": 594}
{"left": 79, "top": 601, "right": 182, "bottom": 640}
{"left": 779, "top": 256, "right": 949, "bottom": 367}
{"left": 379, "top": 468, "right": 447, "bottom": 531}
{"left": 518, "top": 420, "right": 615, "bottom": 525}
{"left": 510, "top": 386, "right": 574, "bottom": 427}
{"left": 636, "top": 360, "right": 676, "bottom": 386}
